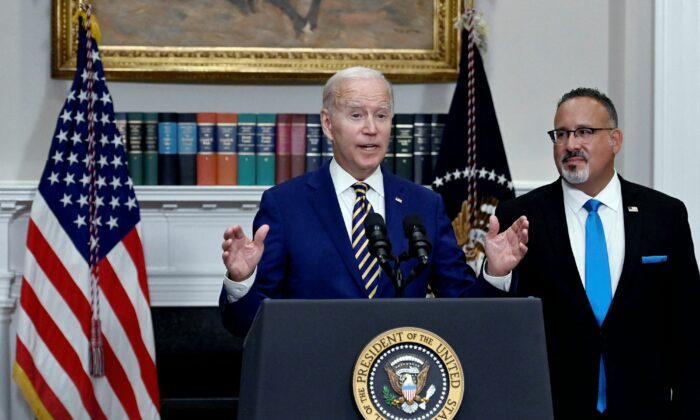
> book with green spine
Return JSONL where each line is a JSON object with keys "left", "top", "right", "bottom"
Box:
{"left": 237, "top": 114, "right": 257, "bottom": 185}
{"left": 143, "top": 112, "right": 159, "bottom": 185}
{"left": 126, "top": 112, "right": 144, "bottom": 185}
{"left": 256, "top": 113, "right": 276, "bottom": 186}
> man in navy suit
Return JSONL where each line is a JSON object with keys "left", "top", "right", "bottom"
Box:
{"left": 476, "top": 88, "right": 700, "bottom": 419}
{"left": 219, "top": 66, "right": 529, "bottom": 337}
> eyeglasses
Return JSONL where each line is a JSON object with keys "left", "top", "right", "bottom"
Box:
{"left": 547, "top": 127, "right": 615, "bottom": 145}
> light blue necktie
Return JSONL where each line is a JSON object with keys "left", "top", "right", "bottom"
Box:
{"left": 583, "top": 199, "right": 612, "bottom": 413}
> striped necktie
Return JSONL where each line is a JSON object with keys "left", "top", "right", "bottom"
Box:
{"left": 352, "top": 182, "right": 382, "bottom": 298}
{"left": 583, "top": 199, "right": 612, "bottom": 413}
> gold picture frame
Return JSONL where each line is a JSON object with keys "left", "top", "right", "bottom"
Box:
{"left": 52, "top": 0, "right": 461, "bottom": 83}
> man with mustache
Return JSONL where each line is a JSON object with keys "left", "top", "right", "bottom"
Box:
{"left": 476, "top": 88, "right": 700, "bottom": 419}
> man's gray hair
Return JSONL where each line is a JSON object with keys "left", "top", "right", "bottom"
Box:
{"left": 322, "top": 66, "right": 394, "bottom": 114}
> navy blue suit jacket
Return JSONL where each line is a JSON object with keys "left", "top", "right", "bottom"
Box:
{"left": 220, "top": 162, "right": 475, "bottom": 336}
{"left": 470, "top": 176, "right": 700, "bottom": 420}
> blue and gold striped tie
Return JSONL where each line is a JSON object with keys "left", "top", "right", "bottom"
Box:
{"left": 352, "top": 182, "right": 382, "bottom": 298}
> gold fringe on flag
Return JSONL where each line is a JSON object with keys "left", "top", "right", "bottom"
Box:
{"left": 71, "top": 7, "right": 102, "bottom": 44}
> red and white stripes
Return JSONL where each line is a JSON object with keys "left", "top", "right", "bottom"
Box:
{"left": 14, "top": 194, "right": 160, "bottom": 419}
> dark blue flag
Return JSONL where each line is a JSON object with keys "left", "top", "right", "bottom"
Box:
{"left": 432, "top": 26, "right": 515, "bottom": 273}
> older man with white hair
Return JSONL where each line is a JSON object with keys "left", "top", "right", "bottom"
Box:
{"left": 218, "top": 66, "right": 529, "bottom": 337}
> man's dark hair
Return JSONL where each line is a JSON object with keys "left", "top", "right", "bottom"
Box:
{"left": 558, "top": 87, "right": 618, "bottom": 127}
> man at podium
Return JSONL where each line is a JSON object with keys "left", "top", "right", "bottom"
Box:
{"left": 218, "top": 66, "right": 529, "bottom": 337}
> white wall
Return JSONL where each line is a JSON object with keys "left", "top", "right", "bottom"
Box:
{"left": 1, "top": 0, "right": 653, "bottom": 188}
{"left": 654, "top": 0, "right": 700, "bottom": 260}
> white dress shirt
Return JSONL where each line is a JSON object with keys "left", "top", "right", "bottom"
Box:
{"left": 485, "top": 172, "right": 625, "bottom": 296}
{"left": 223, "top": 159, "right": 385, "bottom": 301}
{"left": 562, "top": 173, "right": 625, "bottom": 294}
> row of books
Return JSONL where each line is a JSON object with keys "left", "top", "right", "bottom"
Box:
{"left": 117, "top": 112, "right": 447, "bottom": 186}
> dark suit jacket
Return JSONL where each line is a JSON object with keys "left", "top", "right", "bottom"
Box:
{"left": 220, "top": 161, "right": 475, "bottom": 336}
{"left": 475, "top": 176, "right": 700, "bottom": 420}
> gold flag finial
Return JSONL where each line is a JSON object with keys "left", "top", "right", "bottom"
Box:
{"left": 71, "top": 3, "right": 102, "bottom": 44}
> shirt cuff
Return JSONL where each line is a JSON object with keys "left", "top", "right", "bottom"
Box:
{"left": 223, "top": 268, "right": 257, "bottom": 303}
{"left": 482, "top": 260, "right": 512, "bottom": 292}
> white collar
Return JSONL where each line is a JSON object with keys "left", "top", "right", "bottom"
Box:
{"left": 562, "top": 171, "right": 621, "bottom": 213}
{"left": 329, "top": 159, "right": 385, "bottom": 198}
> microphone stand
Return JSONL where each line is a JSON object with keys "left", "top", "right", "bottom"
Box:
{"left": 385, "top": 251, "right": 427, "bottom": 297}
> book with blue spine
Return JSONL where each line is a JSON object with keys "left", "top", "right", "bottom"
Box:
{"left": 177, "top": 113, "right": 198, "bottom": 185}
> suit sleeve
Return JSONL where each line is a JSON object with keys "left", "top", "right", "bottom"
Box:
{"left": 219, "top": 189, "right": 288, "bottom": 337}
{"left": 427, "top": 194, "right": 478, "bottom": 297}
{"left": 463, "top": 201, "right": 520, "bottom": 297}
{"left": 669, "top": 201, "right": 700, "bottom": 418}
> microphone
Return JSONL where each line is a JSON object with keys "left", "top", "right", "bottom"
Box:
{"left": 365, "top": 213, "right": 393, "bottom": 266}
{"left": 403, "top": 214, "right": 432, "bottom": 266}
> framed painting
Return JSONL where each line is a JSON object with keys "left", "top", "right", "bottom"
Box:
{"left": 52, "top": 0, "right": 461, "bottom": 83}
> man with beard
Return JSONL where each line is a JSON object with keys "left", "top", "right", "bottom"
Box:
{"left": 474, "top": 88, "right": 700, "bottom": 419}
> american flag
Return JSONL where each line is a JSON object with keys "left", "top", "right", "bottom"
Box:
{"left": 12, "top": 11, "right": 160, "bottom": 419}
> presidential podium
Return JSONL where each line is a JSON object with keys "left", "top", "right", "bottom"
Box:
{"left": 238, "top": 298, "right": 553, "bottom": 419}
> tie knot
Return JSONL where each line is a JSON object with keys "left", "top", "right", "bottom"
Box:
{"left": 353, "top": 182, "right": 369, "bottom": 198}
{"left": 584, "top": 199, "right": 603, "bottom": 213}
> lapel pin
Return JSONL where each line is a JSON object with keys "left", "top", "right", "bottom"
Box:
{"left": 627, "top": 206, "right": 638, "bottom": 212}
{"left": 395, "top": 197, "right": 403, "bottom": 203}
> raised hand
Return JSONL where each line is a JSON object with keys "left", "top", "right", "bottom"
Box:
{"left": 221, "top": 224, "right": 270, "bottom": 282}
{"left": 484, "top": 215, "right": 529, "bottom": 276}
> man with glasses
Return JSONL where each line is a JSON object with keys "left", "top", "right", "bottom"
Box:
{"left": 475, "top": 87, "right": 700, "bottom": 419}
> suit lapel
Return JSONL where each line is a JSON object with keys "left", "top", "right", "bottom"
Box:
{"left": 307, "top": 164, "right": 367, "bottom": 294}
{"left": 543, "top": 180, "right": 598, "bottom": 319}
{"left": 604, "top": 176, "right": 642, "bottom": 324}
{"left": 382, "top": 173, "right": 408, "bottom": 296}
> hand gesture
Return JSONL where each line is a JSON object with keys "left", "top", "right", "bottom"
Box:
{"left": 484, "top": 215, "right": 529, "bottom": 276}
{"left": 221, "top": 224, "right": 269, "bottom": 282}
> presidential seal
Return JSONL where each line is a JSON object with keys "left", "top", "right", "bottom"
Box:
{"left": 352, "top": 327, "right": 464, "bottom": 419}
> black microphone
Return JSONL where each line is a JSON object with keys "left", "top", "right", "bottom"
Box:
{"left": 365, "top": 213, "right": 393, "bottom": 266}
{"left": 403, "top": 214, "right": 432, "bottom": 266}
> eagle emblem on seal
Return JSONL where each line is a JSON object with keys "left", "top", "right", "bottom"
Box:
{"left": 383, "top": 355, "right": 436, "bottom": 414}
